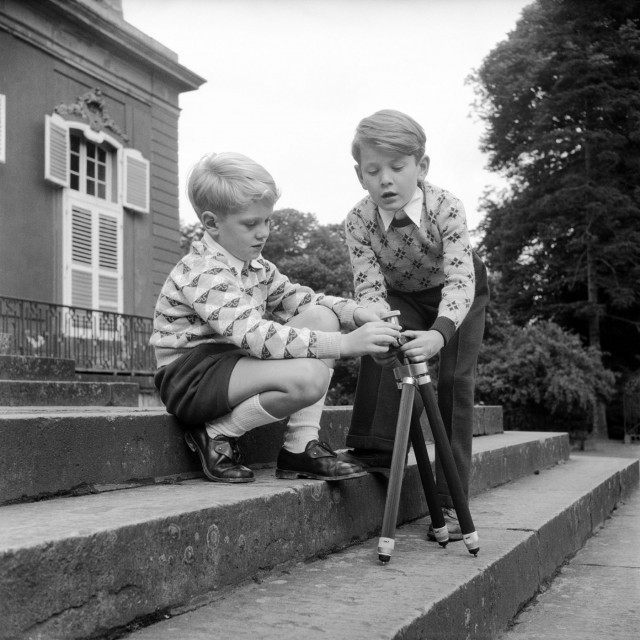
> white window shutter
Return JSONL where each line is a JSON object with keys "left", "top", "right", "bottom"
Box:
{"left": 0, "top": 94, "right": 5, "bottom": 164}
{"left": 122, "top": 148, "right": 150, "bottom": 213}
{"left": 45, "top": 113, "right": 70, "bottom": 187}
{"left": 70, "top": 207, "right": 93, "bottom": 308}
{"left": 98, "top": 214, "right": 120, "bottom": 312}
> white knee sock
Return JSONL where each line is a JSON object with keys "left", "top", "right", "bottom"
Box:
{"left": 205, "top": 394, "right": 278, "bottom": 439}
{"left": 283, "top": 369, "right": 333, "bottom": 454}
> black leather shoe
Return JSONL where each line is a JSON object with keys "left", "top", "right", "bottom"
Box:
{"left": 275, "top": 440, "right": 367, "bottom": 481}
{"left": 339, "top": 448, "right": 393, "bottom": 476}
{"left": 185, "top": 427, "right": 255, "bottom": 483}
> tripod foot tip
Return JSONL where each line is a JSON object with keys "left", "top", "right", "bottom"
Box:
{"left": 378, "top": 554, "right": 391, "bottom": 564}
{"left": 469, "top": 548, "right": 480, "bottom": 556}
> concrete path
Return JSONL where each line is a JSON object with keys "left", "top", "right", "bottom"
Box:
{"left": 499, "top": 439, "right": 640, "bottom": 640}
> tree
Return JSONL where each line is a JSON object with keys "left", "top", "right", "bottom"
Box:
{"left": 476, "top": 315, "right": 616, "bottom": 433}
{"left": 180, "top": 220, "right": 204, "bottom": 255}
{"left": 261, "top": 208, "right": 319, "bottom": 262}
{"left": 262, "top": 210, "right": 354, "bottom": 296}
{"left": 469, "top": 0, "right": 640, "bottom": 435}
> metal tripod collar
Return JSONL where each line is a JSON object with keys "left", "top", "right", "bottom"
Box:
{"left": 393, "top": 361, "right": 431, "bottom": 388}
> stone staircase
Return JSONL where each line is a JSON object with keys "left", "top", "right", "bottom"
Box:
{"left": 0, "top": 355, "right": 637, "bottom": 640}
{"left": 0, "top": 354, "right": 139, "bottom": 408}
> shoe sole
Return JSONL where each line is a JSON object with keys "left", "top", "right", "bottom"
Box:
{"left": 364, "top": 466, "right": 391, "bottom": 478}
{"left": 275, "top": 468, "right": 368, "bottom": 481}
{"left": 185, "top": 432, "right": 255, "bottom": 484}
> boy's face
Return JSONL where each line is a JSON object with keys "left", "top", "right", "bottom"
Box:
{"left": 355, "top": 143, "right": 429, "bottom": 212}
{"left": 203, "top": 199, "right": 273, "bottom": 262}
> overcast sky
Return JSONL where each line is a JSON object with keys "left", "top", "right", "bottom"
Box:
{"left": 122, "top": 0, "right": 532, "bottom": 232}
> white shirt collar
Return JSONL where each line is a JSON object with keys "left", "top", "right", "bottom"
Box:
{"left": 378, "top": 187, "right": 424, "bottom": 231}
{"left": 203, "top": 233, "right": 262, "bottom": 272}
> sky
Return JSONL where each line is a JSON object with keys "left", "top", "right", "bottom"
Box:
{"left": 122, "top": 0, "right": 532, "bottom": 233}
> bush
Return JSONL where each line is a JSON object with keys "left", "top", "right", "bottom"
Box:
{"left": 326, "top": 357, "right": 360, "bottom": 405}
{"left": 476, "top": 317, "right": 616, "bottom": 432}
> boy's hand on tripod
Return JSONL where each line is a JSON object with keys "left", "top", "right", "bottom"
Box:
{"left": 340, "top": 321, "right": 401, "bottom": 358}
{"left": 354, "top": 306, "right": 386, "bottom": 326}
{"left": 399, "top": 330, "right": 444, "bottom": 362}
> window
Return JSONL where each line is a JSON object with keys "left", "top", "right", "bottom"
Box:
{"left": 44, "top": 114, "right": 143, "bottom": 314}
{"left": 44, "top": 113, "right": 150, "bottom": 213}
{"left": 70, "top": 131, "right": 113, "bottom": 200}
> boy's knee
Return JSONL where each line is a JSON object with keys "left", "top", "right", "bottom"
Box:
{"left": 292, "top": 305, "right": 339, "bottom": 332}
{"left": 288, "top": 359, "right": 331, "bottom": 403}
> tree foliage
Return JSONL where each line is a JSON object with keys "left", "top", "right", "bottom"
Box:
{"left": 470, "top": 0, "right": 640, "bottom": 377}
{"left": 476, "top": 311, "right": 617, "bottom": 432}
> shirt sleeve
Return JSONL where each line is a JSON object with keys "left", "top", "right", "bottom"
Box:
{"left": 345, "top": 207, "right": 391, "bottom": 310}
{"left": 430, "top": 194, "right": 475, "bottom": 342}
{"left": 186, "top": 263, "right": 342, "bottom": 360}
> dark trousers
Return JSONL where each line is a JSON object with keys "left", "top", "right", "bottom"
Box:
{"left": 346, "top": 258, "right": 489, "bottom": 507}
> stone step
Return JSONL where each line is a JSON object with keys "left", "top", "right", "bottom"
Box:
{"left": 0, "top": 379, "right": 139, "bottom": 407}
{"left": 498, "top": 470, "right": 640, "bottom": 640}
{"left": 0, "top": 405, "right": 503, "bottom": 505}
{"left": 0, "top": 431, "right": 571, "bottom": 640}
{"left": 120, "top": 456, "right": 639, "bottom": 640}
{"left": 0, "top": 354, "right": 76, "bottom": 380}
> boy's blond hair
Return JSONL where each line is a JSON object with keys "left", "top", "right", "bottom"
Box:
{"left": 351, "top": 109, "right": 427, "bottom": 164}
{"left": 187, "top": 151, "right": 280, "bottom": 219}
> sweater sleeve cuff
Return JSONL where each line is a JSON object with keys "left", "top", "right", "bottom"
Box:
{"left": 336, "top": 299, "right": 359, "bottom": 331}
{"left": 314, "top": 331, "right": 342, "bottom": 359}
{"left": 430, "top": 316, "right": 456, "bottom": 345}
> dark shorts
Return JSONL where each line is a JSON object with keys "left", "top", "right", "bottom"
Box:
{"left": 154, "top": 343, "right": 247, "bottom": 425}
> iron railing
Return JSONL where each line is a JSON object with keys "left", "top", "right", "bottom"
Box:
{"left": 0, "top": 295, "right": 155, "bottom": 374}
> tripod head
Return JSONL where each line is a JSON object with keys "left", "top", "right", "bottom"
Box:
{"left": 381, "top": 310, "right": 407, "bottom": 348}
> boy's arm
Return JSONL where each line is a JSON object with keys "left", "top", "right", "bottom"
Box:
{"left": 265, "top": 260, "right": 362, "bottom": 330}
{"left": 345, "top": 210, "right": 390, "bottom": 311}
{"left": 432, "top": 193, "right": 476, "bottom": 343}
{"left": 187, "top": 265, "right": 341, "bottom": 360}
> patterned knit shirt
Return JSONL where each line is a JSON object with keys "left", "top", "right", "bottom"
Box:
{"left": 345, "top": 181, "right": 475, "bottom": 344}
{"left": 150, "top": 234, "right": 361, "bottom": 368}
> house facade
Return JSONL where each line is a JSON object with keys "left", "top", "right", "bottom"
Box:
{"left": 0, "top": 0, "right": 205, "bottom": 370}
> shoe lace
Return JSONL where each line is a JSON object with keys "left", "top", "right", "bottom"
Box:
{"left": 443, "top": 507, "right": 458, "bottom": 521}
{"left": 317, "top": 441, "right": 337, "bottom": 456}
{"left": 228, "top": 438, "right": 243, "bottom": 464}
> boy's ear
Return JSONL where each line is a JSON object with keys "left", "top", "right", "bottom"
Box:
{"left": 418, "top": 155, "right": 430, "bottom": 181}
{"left": 202, "top": 210, "right": 219, "bottom": 235}
{"left": 354, "top": 164, "right": 366, "bottom": 189}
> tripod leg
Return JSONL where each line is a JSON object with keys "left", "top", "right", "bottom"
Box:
{"left": 409, "top": 409, "right": 449, "bottom": 547}
{"left": 417, "top": 381, "right": 480, "bottom": 556}
{"left": 378, "top": 381, "right": 415, "bottom": 564}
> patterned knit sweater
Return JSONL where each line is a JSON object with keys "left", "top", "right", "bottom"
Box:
{"left": 150, "top": 234, "right": 360, "bottom": 368}
{"left": 345, "top": 181, "right": 475, "bottom": 344}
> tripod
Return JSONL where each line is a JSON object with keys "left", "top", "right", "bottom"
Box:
{"left": 377, "top": 311, "right": 479, "bottom": 564}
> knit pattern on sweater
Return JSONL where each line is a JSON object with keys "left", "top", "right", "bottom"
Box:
{"left": 150, "top": 239, "right": 358, "bottom": 367}
{"left": 345, "top": 181, "right": 475, "bottom": 331}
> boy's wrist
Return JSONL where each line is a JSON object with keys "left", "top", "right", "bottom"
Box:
{"left": 429, "top": 317, "right": 455, "bottom": 345}
{"left": 316, "top": 330, "right": 343, "bottom": 360}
